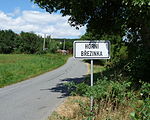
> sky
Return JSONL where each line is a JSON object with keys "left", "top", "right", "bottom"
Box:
{"left": 0, "top": 0, "right": 86, "bottom": 38}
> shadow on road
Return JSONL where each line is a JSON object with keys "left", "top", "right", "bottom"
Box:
{"left": 40, "top": 76, "right": 87, "bottom": 98}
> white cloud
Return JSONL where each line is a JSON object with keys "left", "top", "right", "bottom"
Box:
{"left": 31, "top": 4, "right": 38, "bottom": 9}
{"left": 0, "top": 10, "right": 86, "bottom": 38}
{"left": 8, "top": 7, "right": 21, "bottom": 17}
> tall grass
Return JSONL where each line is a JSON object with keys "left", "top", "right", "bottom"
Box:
{"left": 0, "top": 54, "right": 69, "bottom": 87}
{"left": 49, "top": 62, "right": 150, "bottom": 120}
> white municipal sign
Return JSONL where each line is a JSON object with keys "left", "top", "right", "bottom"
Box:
{"left": 73, "top": 41, "right": 110, "bottom": 59}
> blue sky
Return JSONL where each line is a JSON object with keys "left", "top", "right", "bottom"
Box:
{"left": 0, "top": 0, "right": 43, "bottom": 13}
{"left": 0, "top": 0, "right": 86, "bottom": 38}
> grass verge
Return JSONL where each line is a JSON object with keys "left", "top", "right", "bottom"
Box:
{"left": 48, "top": 61, "right": 150, "bottom": 120}
{"left": 0, "top": 54, "right": 70, "bottom": 87}
{"left": 48, "top": 96, "right": 89, "bottom": 120}
{"left": 48, "top": 62, "right": 106, "bottom": 120}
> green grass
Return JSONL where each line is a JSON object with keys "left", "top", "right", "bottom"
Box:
{"left": 0, "top": 54, "right": 70, "bottom": 87}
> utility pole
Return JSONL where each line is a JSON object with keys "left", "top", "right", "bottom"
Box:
{"left": 43, "top": 34, "right": 46, "bottom": 50}
{"left": 49, "top": 35, "right": 51, "bottom": 43}
{"left": 49, "top": 35, "right": 51, "bottom": 50}
{"left": 63, "top": 39, "right": 65, "bottom": 50}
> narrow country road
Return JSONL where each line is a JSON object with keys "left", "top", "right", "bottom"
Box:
{"left": 0, "top": 57, "right": 88, "bottom": 120}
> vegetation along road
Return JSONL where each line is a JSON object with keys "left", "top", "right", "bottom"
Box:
{"left": 0, "top": 57, "right": 88, "bottom": 120}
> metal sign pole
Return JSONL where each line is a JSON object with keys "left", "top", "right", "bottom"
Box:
{"left": 90, "top": 59, "right": 93, "bottom": 111}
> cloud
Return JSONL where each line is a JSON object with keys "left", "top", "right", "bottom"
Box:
{"left": 31, "top": 4, "right": 42, "bottom": 10}
{"left": 0, "top": 10, "right": 86, "bottom": 38}
{"left": 31, "top": 4, "right": 38, "bottom": 9}
{"left": 8, "top": 7, "right": 21, "bottom": 17}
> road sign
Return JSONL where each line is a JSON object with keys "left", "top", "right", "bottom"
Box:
{"left": 73, "top": 41, "right": 110, "bottom": 59}
{"left": 73, "top": 40, "right": 110, "bottom": 111}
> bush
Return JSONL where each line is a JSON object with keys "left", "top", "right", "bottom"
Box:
{"left": 85, "top": 77, "right": 134, "bottom": 104}
{"left": 130, "top": 82, "right": 150, "bottom": 120}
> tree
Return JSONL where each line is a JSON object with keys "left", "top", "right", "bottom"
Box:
{"left": 20, "top": 32, "right": 42, "bottom": 54}
{"left": 0, "top": 30, "right": 18, "bottom": 53}
{"left": 32, "top": 0, "right": 150, "bottom": 47}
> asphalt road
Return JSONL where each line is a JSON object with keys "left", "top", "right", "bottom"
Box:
{"left": 0, "top": 57, "right": 88, "bottom": 120}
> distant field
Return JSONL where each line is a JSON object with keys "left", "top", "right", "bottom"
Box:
{"left": 0, "top": 54, "right": 69, "bottom": 87}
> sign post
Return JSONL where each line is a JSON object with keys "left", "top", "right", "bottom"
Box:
{"left": 90, "top": 59, "right": 93, "bottom": 111}
{"left": 73, "top": 40, "right": 110, "bottom": 111}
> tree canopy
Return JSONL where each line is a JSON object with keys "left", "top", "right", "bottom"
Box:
{"left": 32, "top": 0, "right": 150, "bottom": 45}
